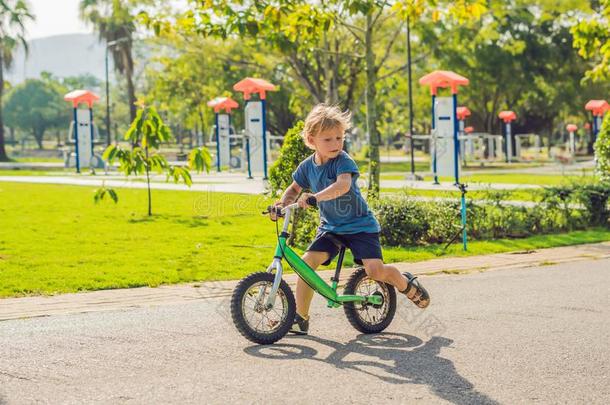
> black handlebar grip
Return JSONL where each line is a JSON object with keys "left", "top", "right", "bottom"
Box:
{"left": 306, "top": 196, "right": 318, "bottom": 208}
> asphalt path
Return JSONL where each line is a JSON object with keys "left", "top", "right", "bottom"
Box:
{"left": 1, "top": 258, "right": 608, "bottom": 404}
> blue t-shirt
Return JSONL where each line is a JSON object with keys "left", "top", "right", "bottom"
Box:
{"left": 292, "top": 151, "right": 380, "bottom": 234}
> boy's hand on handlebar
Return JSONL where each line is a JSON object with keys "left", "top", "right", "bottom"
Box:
{"left": 297, "top": 193, "right": 317, "bottom": 209}
{"left": 269, "top": 201, "right": 284, "bottom": 222}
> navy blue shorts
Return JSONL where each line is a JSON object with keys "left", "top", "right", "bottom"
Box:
{"left": 307, "top": 231, "right": 383, "bottom": 266}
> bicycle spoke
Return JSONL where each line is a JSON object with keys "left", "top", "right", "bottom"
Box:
{"left": 353, "top": 275, "right": 392, "bottom": 327}
{"left": 241, "top": 280, "right": 290, "bottom": 334}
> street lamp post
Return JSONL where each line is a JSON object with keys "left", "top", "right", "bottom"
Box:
{"left": 406, "top": 15, "right": 416, "bottom": 179}
{"left": 105, "top": 45, "right": 111, "bottom": 146}
{"left": 105, "top": 37, "right": 129, "bottom": 146}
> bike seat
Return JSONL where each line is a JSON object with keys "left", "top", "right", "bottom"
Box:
{"left": 321, "top": 232, "right": 346, "bottom": 250}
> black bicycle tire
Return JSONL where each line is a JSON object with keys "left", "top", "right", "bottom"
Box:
{"left": 343, "top": 267, "right": 397, "bottom": 334}
{"left": 231, "top": 272, "right": 296, "bottom": 345}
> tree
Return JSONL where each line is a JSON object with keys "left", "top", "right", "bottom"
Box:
{"left": 0, "top": 0, "right": 33, "bottom": 161}
{"left": 143, "top": 32, "right": 302, "bottom": 141}
{"left": 103, "top": 105, "right": 212, "bottom": 216}
{"left": 80, "top": 0, "right": 142, "bottom": 123}
{"left": 61, "top": 73, "right": 103, "bottom": 91}
{"left": 572, "top": 0, "right": 610, "bottom": 83}
{"left": 142, "top": 0, "right": 486, "bottom": 198}
{"left": 425, "top": 0, "right": 602, "bottom": 145}
{"left": 3, "top": 79, "right": 68, "bottom": 148}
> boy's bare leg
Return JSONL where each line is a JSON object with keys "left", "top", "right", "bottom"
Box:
{"left": 361, "top": 259, "right": 417, "bottom": 298}
{"left": 296, "top": 251, "right": 330, "bottom": 319}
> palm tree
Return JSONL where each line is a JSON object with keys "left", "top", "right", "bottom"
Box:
{"left": 0, "top": 0, "right": 33, "bottom": 162}
{"left": 80, "top": 0, "right": 137, "bottom": 124}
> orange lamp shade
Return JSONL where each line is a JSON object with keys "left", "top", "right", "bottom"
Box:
{"left": 419, "top": 70, "right": 469, "bottom": 95}
{"left": 464, "top": 126, "right": 474, "bottom": 134}
{"left": 233, "top": 77, "right": 277, "bottom": 100}
{"left": 566, "top": 124, "right": 578, "bottom": 133}
{"left": 585, "top": 100, "right": 610, "bottom": 116}
{"left": 456, "top": 106, "right": 471, "bottom": 120}
{"left": 64, "top": 90, "right": 100, "bottom": 108}
{"left": 207, "top": 96, "right": 239, "bottom": 113}
{"left": 498, "top": 111, "right": 517, "bottom": 123}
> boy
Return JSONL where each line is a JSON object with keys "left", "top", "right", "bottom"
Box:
{"left": 271, "top": 104, "right": 430, "bottom": 335}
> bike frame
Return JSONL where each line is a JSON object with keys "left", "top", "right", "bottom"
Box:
{"left": 262, "top": 204, "right": 382, "bottom": 309}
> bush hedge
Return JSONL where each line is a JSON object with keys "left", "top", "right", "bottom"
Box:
{"left": 270, "top": 122, "right": 610, "bottom": 248}
{"left": 595, "top": 113, "right": 610, "bottom": 181}
{"left": 292, "top": 181, "right": 610, "bottom": 248}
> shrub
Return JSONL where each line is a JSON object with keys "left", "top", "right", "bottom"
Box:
{"left": 268, "top": 121, "right": 314, "bottom": 246}
{"left": 268, "top": 121, "right": 309, "bottom": 197}
{"left": 371, "top": 198, "right": 430, "bottom": 246}
{"left": 574, "top": 180, "right": 610, "bottom": 226}
{"left": 289, "top": 175, "right": 608, "bottom": 249}
{"left": 595, "top": 113, "right": 610, "bottom": 180}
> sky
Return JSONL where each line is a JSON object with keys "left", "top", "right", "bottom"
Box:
{"left": 25, "top": 0, "right": 92, "bottom": 40}
{"left": 24, "top": 0, "right": 188, "bottom": 40}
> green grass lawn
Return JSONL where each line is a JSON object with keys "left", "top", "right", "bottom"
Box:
{"left": 0, "top": 169, "right": 71, "bottom": 176}
{"left": 1, "top": 182, "right": 608, "bottom": 298}
{"left": 356, "top": 160, "right": 430, "bottom": 173}
{"left": 380, "top": 171, "right": 596, "bottom": 185}
{"left": 358, "top": 160, "right": 546, "bottom": 174}
{"left": 9, "top": 156, "right": 64, "bottom": 163}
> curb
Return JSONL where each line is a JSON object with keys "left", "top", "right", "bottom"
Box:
{"left": 1, "top": 241, "right": 608, "bottom": 322}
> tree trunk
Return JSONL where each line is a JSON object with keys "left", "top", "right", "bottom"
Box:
{"left": 0, "top": 58, "right": 8, "bottom": 161}
{"left": 365, "top": 13, "right": 380, "bottom": 199}
{"left": 145, "top": 146, "right": 152, "bottom": 216}
{"left": 124, "top": 47, "right": 137, "bottom": 123}
{"left": 198, "top": 106, "right": 206, "bottom": 144}
{"left": 34, "top": 128, "right": 45, "bottom": 149}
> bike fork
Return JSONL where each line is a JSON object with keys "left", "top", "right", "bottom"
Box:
{"left": 258, "top": 257, "right": 283, "bottom": 309}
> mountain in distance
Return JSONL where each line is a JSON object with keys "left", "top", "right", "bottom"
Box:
{"left": 6, "top": 33, "right": 114, "bottom": 84}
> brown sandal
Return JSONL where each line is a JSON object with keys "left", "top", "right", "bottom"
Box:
{"left": 400, "top": 272, "right": 430, "bottom": 308}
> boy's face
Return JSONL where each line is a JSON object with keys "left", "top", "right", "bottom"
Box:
{"left": 309, "top": 126, "right": 344, "bottom": 160}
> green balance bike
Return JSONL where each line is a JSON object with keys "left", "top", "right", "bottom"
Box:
{"left": 230, "top": 198, "right": 397, "bottom": 345}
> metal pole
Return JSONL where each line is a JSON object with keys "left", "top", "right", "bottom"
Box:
{"left": 73, "top": 107, "right": 80, "bottom": 174}
{"left": 105, "top": 45, "right": 111, "bottom": 147}
{"left": 245, "top": 101, "right": 253, "bottom": 179}
{"left": 215, "top": 112, "right": 221, "bottom": 172}
{"left": 452, "top": 93, "right": 460, "bottom": 184}
{"left": 89, "top": 107, "right": 95, "bottom": 167}
{"left": 461, "top": 190, "right": 467, "bottom": 251}
{"left": 261, "top": 98, "right": 269, "bottom": 180}
{"left": 432, "top": 94, "right": 439, "bottom": 185}
{"left": 406, "top": 15, "right": 415, "bottom": 177}
{"left": 506, "top": 122, "right": 512, "bottom": 163}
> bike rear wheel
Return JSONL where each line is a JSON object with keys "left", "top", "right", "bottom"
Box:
{"left": 231, "top": 272, "right": 295, "bottom": 345}
{"left": 343, "top": 267, "right": 396, "bottom": 333}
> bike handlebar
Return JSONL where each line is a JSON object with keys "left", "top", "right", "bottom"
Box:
{"left": 281, "top": 196, "right": 317, "bottom": 213}
{"left": 263, "top": 196, "right": 317, "bottom": 217}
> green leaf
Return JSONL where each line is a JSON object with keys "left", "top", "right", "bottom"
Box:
{"left": 93, "top": 186, "right": 119, "bottom": 205}
{"left": 188, "top": 147, "right": 213, "bottom": 173}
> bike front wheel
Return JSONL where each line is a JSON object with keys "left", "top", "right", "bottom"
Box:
{"left": 230, "top": 272, "right": 295, "bottom": 345}
{"left": 343, "top": 267, "right": 397, "bottom": 333}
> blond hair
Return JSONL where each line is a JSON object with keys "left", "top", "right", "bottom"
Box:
{"left": 302, "top": 103, "right": 352, "bottom": 149}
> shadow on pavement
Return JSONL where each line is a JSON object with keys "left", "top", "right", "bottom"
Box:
{"left": 245, "top": 333, "right": 498, "bottom": 405}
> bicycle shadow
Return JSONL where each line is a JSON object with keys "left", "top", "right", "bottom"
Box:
{"left": 245, "top": 333, "right": 498, "bottom": 405}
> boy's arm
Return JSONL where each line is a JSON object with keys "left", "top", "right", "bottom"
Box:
{"left": 279, "top": 181, "right": 303, "bottom": 206}
{"left": 298, "top": 173, "right": 351, "bottom": 207}
{"left": 269, "top": 181, "right": 303, "bottom": 221}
